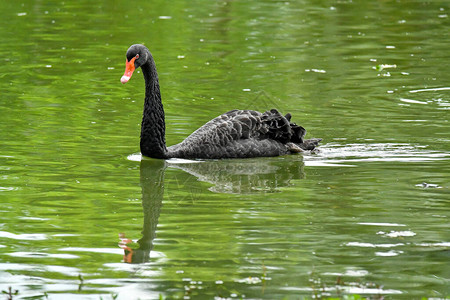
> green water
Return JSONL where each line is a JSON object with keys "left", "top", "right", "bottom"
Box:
{"left": 1, "top": 0, "right": 449, "bottom": 299}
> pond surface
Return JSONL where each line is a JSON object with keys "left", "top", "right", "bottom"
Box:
{"left": 0, "top": 0, "right": 449, "bottom": 299}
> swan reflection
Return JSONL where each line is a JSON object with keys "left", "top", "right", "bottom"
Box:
{"left": 120, "top": 156, "right": 306, "bottom": 263}
{"left": 119, "top": 159, "right": 166, "bottom": 264}
{"left": 168, "top": 157, "right": 306, "bottom": 194}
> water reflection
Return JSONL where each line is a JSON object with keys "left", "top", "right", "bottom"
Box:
{"left": 121, "top": 156, "right": 307, "bottom": 263}
{"left": 169, "top": 157, "right": 306, "bottom": 194}
{"left": 119, "top": 159, "right": 166, "bottom": 264}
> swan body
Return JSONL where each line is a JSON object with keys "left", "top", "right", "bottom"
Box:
{"left": 121, "top": 44, "right": 321, "bottom": 159}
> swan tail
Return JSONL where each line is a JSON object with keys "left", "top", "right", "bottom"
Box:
{"left": 262, "top": 109, "right": 302, "bottom": 143}
{"left": 298, "top": 138, "right": 322, "bottom": 151}
{"left": 262, "top": 109, "right": 321, "bottom": 152}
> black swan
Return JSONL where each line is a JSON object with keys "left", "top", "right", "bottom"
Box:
{"left": 120, "top": 44, "right": 321, "bottom": 159}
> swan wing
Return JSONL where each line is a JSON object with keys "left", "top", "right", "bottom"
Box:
{"left": 167, "top": 109, "right": 311, "bottom": 159}
{"left": 188, "top": 109, "right": 265, "bottom": 144}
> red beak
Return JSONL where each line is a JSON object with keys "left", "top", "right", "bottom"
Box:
{"left": 121, "top": 56, "right": 137, "bottom": 84}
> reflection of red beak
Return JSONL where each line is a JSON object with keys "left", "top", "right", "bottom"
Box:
{"left": 120, "top": 56, "right": 137, "bottom": 84}
{"left": 118, "top": 233, "right": 134, "bottom": 263}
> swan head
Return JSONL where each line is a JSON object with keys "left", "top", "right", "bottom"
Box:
{"left": 121, "top": 44, "right": 149, "bottom": 84}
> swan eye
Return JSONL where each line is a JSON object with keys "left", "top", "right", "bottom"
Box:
{"left": 135, "top": 54, "right": 140, "bottom": 59}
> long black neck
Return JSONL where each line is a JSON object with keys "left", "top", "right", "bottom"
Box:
{"left": 140, "top": 54, "right": 168, "bottom": 158}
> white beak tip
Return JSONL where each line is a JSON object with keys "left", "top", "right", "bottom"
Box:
{"left": 121, "top": 75, "right": 130, "bottom": 84}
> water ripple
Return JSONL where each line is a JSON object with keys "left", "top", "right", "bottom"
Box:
{"left": 312, "top": 143, "right": 449, "bottom": 164}
{"left": 7, "top": 252, "right": 78, "bottom": 259}
{"left": 0, "top": 231, "right": 47, "bottom": 240}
